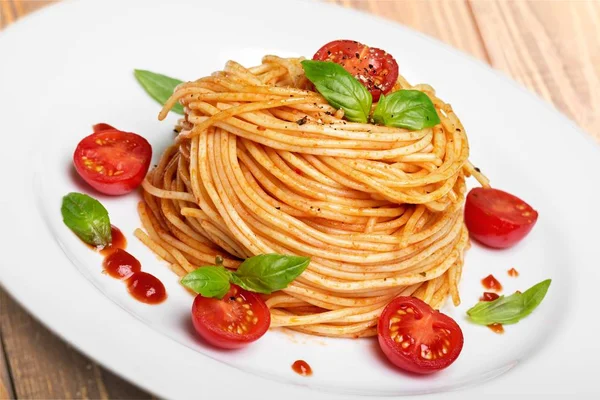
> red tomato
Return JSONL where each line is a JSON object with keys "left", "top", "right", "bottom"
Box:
{"left": 377, "top": 297, "right": 463, "bottom": 374}
{"left": 465, "top": 188, "right": 538, "bottom": 249}
{"left": 313, "top": 40, "right": 399, "bottom": 101}
{"left": 93, "top": 123, "right": 116, "bottom": 133}
{"left": 191, "top": 285, "right": 270, "bottom": 349}
{"left": 73, "top": 127, "right": 152, "bottom": 195}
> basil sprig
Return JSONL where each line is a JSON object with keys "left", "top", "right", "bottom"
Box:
{"left": 372, "top": 90, "right": 440, "bottom": 130}
{"left": 231, "top": 254, "right": 310, "bottom": 294}
{"left": 467, "top": 279, "right": 551, "bottom": 325}
{"left": 301, "top": 60, "right": 372, "bottom": 123}
{"left": 134, "top": 69, "right": 184, "bottom": 115}
{"left": 61, "top": 192, "right": 112, "bottom": 248}
{"left": 180, "top": 266, "right": 232, "bottom": 299}
{"left": 300, "top": 60, "right": 440, "bottom": 130}
{"left": 181, "top": 254, "right": 310, "bottom": 299}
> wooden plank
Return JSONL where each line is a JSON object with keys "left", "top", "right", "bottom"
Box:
{"left": 11, "top": 0, "right": 56, "bottom": 19}
{"left": 332, "top": 0, "right": 489, "bottom": 62}
{"left": 0, "top": 289, "right": 153, "bottom": 399}
{"left": 0, "top": 0, "right": 16, "bottom": 30}
{"left": 1, "top": 1, "right": 56, "bottom": 30}
{"left": 469, "top": 0, "right": 600, "bottom": 141}
{"left": 0, "top": 332, "right": 15, "bottom": 400}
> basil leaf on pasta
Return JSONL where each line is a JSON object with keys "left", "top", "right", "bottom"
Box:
{"left": 134, "top": 69, "right": 184, "bottom": 115}
{"left": 467, "top": 279, "right": 551, "bottom": 325}
{"left": 181, "top": 266, "right": 232, "bottom": 299}
{"left": 301, "top": 60, "right": 372, "bottom": 123}
{"left": 372, "top": 90, "right": 440, "bottom": 130}
{"left": 61, "top": 192, "right": 112, "bottom": 248}
{"left": 231, "top": 254, "right": 310, "bottom": 294}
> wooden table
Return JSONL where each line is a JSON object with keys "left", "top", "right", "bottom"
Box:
{"left": 1, "top": 0, "right": 599, "bottom": 398}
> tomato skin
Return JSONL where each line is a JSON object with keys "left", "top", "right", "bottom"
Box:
{"left": 73, "top": 128, "right": 152, "bottom": 195}
{"left": 377, "top": 297, "right": 463, "bottom": 374}
{"left": 465, "top": 188, "right": 538, "bottom": 249}
{"left": 92, "top": 123, "right": 116, "bottom": 133}
{"left": 313, "top": 40, "right": 399, "bottom": 101}
{"left": 191, "top": 285, "right": 270, "bottom": 349}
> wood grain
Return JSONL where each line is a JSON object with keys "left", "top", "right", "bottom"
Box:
{"left": 0, "top": 330, "right": 15, "bottom": 400}
{"left": 0, "top": 0, "right": 598, "bottom": 399}
{"left": 0, "top": 290, "right": 153, "bottom": 399}
{"left": 0, "top": 0, "right": 55, "bottom": 30}
{"left": 332, "top": 0, "right": 490, "bottom": 62}
{"left": 469, "top": 0, "right": 600, "bottom": 140}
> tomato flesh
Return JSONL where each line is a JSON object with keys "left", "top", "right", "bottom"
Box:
{"left": 73, "top": 126, "right": 152, "bottom": 195}
{"left": 313, "top": 40, "right": 399, "bottom": 101}
{"left": 377, "top": 297, "right": 463, "bottom": 374}
{"left": 465, "top": 187, "right": 538, "bottom": 249}
{"left": 191, "top": 285, "right": 270, "bottom": 349}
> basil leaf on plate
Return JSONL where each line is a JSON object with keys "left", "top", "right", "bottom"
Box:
{"left": 134, "top": 69, "right": 184, "bottom": 115}
{"left": 467, "top": 279, "right": 551, "bottom": 325}
{"left": 372, "top": 90, "right": 440, "bottom": 130}
{"left": 61, "top": 192, "right": 112, "bottom": 248}
{"left": 231, "top": 254, "right": 310, "bottom": 294}
{"left": 181, "top": 266, "right": 232, "bottom": 299}
{"left": 301, "top": 60, "right": 372, "bottom": 123}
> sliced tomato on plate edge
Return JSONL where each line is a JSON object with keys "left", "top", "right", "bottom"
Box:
{"left": 73, "top": 124, "right": 152, "bottom": 195}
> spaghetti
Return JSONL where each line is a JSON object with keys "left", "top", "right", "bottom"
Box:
{"left": 135, "top": 55, "right": 489, "bottom": 338}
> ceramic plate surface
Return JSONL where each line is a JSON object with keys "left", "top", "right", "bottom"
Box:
{"left": 1, "top": 1, "right": 599, "bottom": 398}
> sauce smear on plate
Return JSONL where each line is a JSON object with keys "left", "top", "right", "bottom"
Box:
{"left": 87, "top": 225, "right": 127, "bottom": 255}
{"left": 488, "top": 323, "right": 504, "bottom": 334}
{"left": 292, "top": 360, "right": 312, "bottom": 376}
{"left": 103, "top": 248, "right": 141, "bottom": 279}
{"left": 81, "top": 225, "right": 166, "bottom": 304}
{"left": 482, "top": 274, "right": 503, "bottom": 292}
{"left": 480, "top": 292, "right": 500, "bottom": 302}
{"left": 127, "top": 272, "right": 167, "bottom": 304}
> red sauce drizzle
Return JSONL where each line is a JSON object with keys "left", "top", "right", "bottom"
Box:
{"left": 88, "top": 225, "right": 127, "bottom": 255}
{"left": 127, "top": 272, "right": 167, "bottom": 304}
{"left": 103, "top": 249, "right": 141, "bottom": 279}
{"left": 508, "top": 268, "right": 519, "bottom": 277}
{"left": 488, "top": 323, "right": 504, "bottom": 334}
{"left": 80, "top": 225, "right": 166, "bottom": 304}
{"left": 480, "top": 292, "right": 500, "bottom": 302}
{"left": 481, "top": 274, "right": 503, "bottom": 292}
{"left": 292, "top": 360, "right": 312, "bottom": 376}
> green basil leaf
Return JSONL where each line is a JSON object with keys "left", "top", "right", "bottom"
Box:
{"left": 61, "top": 192, "right": 112, "bottom": 248}
{"left": 372, "top": 90, "right": 440, "bottom": 130}
{"left": 134, "top": 69, "right": 184, "bottom": 115}
{"left": 180, "top": 266, "right": 232, "bottom": 299}
{"left": 467, "top": 279, "right": 551, "bottom": 325}
{"left": 231, "top": 254, "right": 310, "bottom": 294}
{"left": 301, "top": 60, "right": 372, "bottom": 123}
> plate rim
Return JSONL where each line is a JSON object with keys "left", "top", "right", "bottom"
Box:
{"left": 1, "top": 1, "right": 600, "bottom": 399}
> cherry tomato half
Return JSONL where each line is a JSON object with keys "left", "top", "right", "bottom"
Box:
{"left": 73, "top": 126, "right": 152, "bottom": 195}
{"left": 191, "top": 285, "right": 270, "bottom": 349}
{"left": 313, "top": 40, "right": 399, "bottom": 101}
{"left": 464, "top": 187, "right": 538, "bottom": 249}
{"left": 377, "top": 297, "right": 463, "bottom": 374}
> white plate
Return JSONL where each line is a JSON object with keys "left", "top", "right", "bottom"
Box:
{"left": 1, "top": 0, "right": 599, "bottom": 398}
